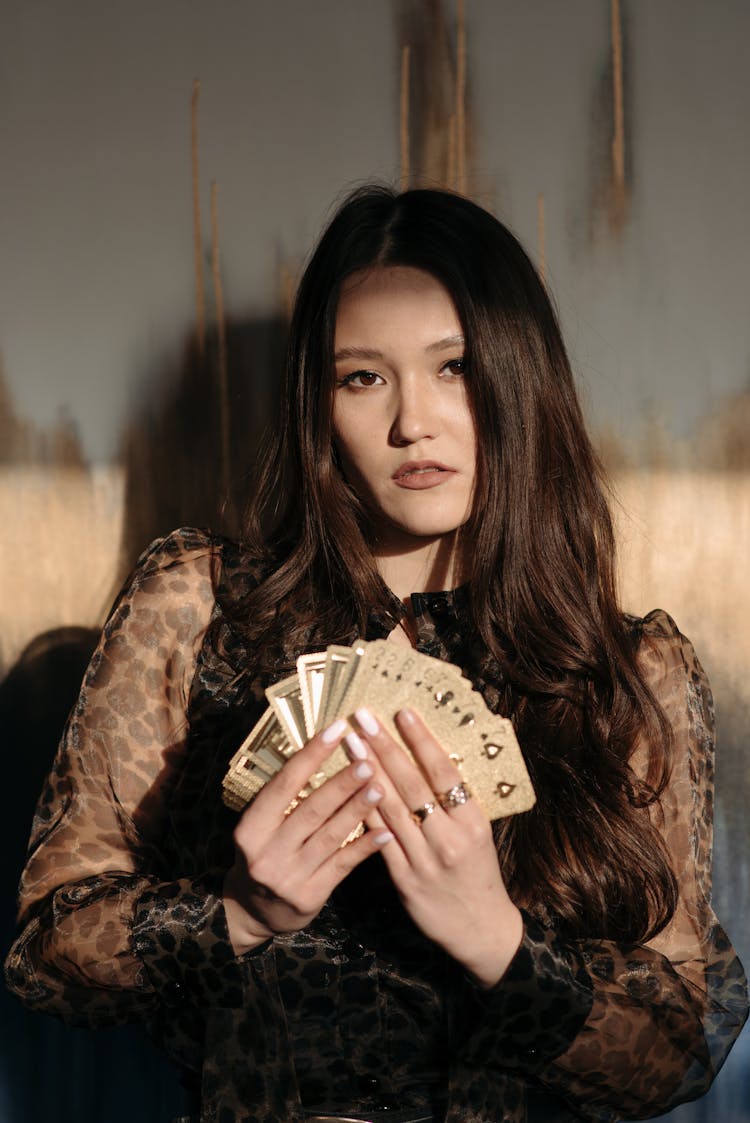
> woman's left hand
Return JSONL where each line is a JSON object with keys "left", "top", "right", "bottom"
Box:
{"left": 351, "top": 706, "right": 524, "bottom": 989}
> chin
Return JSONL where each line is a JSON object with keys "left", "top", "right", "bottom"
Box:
{"left": 366, "top": 495, "right": 473, "bottom": 546}
{"left": 397, "top": 507, "right": 473, "bottom": 540}
{"left": 387, "top": 516, "right": 468, "bottom": 542}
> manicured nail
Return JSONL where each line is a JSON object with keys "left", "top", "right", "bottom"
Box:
{"left": 345, "top": 731, "right": 368, "bottom": 760}
{"left": 397, "top": 707, "right": 416, "bottom": 725}
{"left": 355, "top": 707, "right": 379, "bottom": 735}
{"left": 374, "top": 829, "right": 393, "bottom": 845}
{"left": 365, "top": 787, "right": 382, "bottom": 804}
{"left": 321, "top": 718, "right": 347, "bottom": 744}
{"left": 354, "top": 762, "right": 373, "bottom": 780}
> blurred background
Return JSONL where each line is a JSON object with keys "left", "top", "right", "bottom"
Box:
{"left": 1, "top": 1, "right": 748, "bottom": 1119}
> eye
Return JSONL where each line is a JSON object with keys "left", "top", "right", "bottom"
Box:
{"left": 337, "top": 369, "right": 385, "bottom": 389}
{"left": 440, "top": 357, "right": 466, "bottom": 378}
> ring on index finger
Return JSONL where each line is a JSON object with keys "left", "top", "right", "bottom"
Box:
{"left": 411, "top": 800, "right": 437, "bottom": 826}
{"left": 436, "top": 782, "right": 472, "bottom": 810}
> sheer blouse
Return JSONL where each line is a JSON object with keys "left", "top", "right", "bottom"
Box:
{"left": 4, "top": 528, "right": 748, "bottom": 1122}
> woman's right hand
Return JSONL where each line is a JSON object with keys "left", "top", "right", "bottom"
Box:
{"left": 223, "top": 719, "right": 390, "bottom": 954}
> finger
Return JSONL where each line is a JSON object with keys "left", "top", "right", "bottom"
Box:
{"left": 352, "top": 708, "right": 440, "bottom": 860}
{"left": 395, "top": 707, "right": 486, "bottom": 823}
{"left": 362, "top": 805, "right": 410, "bottom": 876}
{"left": 300, "top": 817, "right": 396, "bottom": 907}
{"left": 355, "top": 706, "right": 449, "bottom": 810}
{"left": 355, "top": 707, "right": 485, "bottom": 840}
{"left": 278, "top": 728, "right": 383, "bottom": 848}
{"left": 235, "top": 742, "right": 387, "bottom": 898}
{"left": 298, "top": 781, "right": 387, "bottom": 870}
{"left": 395, "top": 708, "right": 463, "bottom": 791}
{"left": 238, "top": 718, "right": 349, "bottom": 833}
{"left": 283, "top": 757, "right": 383, "bottom": 850}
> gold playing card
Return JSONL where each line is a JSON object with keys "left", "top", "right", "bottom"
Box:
{"left": 222, "top": 641, "right": 535, "bottom": 821}
{"left": 222, "top": 707, "right": 292, "bottom": 811}
{"left": 265, "top": 672, "right": 309, "bottom": 749}
{"left": 319, "top": 642, "right": 366, "bottom": 730}
{"left": 296, "top": 652, "right": 328, "bottom": 737}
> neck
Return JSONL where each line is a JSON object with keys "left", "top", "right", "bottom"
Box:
{"left": 373, "top": 531, "right": 464, "bottom": 601}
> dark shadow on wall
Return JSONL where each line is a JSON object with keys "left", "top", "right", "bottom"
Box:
{"left": 2, "top": 317, "right": 285, "bottom": 1121}
{"left": 118, "top": 315, "right": 287, "bottom": 573}
{"left": 0, "top": 627, "right": 190, "bottom": 1122}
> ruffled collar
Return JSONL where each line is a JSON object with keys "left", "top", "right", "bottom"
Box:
{"left": 366, "top": 583, "right": 473, "bottom": 663}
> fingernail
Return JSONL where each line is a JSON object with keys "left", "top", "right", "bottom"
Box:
{"left": 345, "top": 731, "right": 368, "bottom": 760}
{"left": 374, "top": 829, "right": 393, "bottom": 845}
{"left": 365, "top": 786, "right": 382, "bottom": 804}
{"left": 355, "top": 707, "right": 379, "bottom": 735}
{"left": 398, "top": 707, "right": 416, "bottom": 724}
{"left": 354, "top": 762, "right": 373, "bottom": 780}
{"left": 321, "top": 718, "right": 347, "bottom": 744}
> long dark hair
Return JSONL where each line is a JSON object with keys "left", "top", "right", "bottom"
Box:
{"left": 229, "top": 185, "right": 676, "bottom": 942}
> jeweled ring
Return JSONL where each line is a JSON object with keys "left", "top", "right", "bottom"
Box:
{"left": 436, "top": 782, "right": 472, "bottom": 809}
{"left": 411, "top": 800, "right": 437, "bottom": 825}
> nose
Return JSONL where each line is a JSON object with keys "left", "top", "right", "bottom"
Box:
{"left": 389, "top": 375, "right": 439, "bottom": 446}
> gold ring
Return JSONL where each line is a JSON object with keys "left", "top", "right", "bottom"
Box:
{"left": 411, "top": 800, "right": 436, "bottom": 825}
{"left": 436, "top": 782, "right": 472, "bottom": 810}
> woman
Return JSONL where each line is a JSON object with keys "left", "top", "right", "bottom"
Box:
{"left": 5, "top": 187, "right": 747, "bottom": 1123}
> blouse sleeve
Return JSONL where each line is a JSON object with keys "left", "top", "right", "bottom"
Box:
{"left": 453, "top": 610, "right": 748, "bottom": 1120}
{"left": 3, "top": 528, "right": 245, "bottom": 1028}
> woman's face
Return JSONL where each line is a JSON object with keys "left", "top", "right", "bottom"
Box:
{"left": 332, "top": 265, "right": 477, "bottom": 553}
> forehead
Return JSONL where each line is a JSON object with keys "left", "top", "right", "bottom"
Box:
{"left": 334, "top": 266, "right": 461, "bottom": 345}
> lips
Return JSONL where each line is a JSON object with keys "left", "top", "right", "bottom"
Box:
{"left": 392, "top": 460, "right": 456, "bottom": 489}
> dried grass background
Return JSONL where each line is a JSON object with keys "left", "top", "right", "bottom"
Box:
{"left": 3, "top": 463, "right": 747, "bottom": 718}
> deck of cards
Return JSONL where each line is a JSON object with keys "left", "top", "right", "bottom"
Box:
{"left": 222, "top": 641, "right": 536, "bottom": 821}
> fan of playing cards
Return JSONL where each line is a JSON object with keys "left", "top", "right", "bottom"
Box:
{"left": 222, "top": 640, "right": 536, "bottom": 821}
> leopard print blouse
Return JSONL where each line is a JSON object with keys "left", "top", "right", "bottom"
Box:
{"left": 5, "top": 528, "right": 748, "bottom": 1122}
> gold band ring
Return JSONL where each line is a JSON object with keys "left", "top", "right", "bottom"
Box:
{"left": 436, "top": 782, "right": 472, "bottom": 810}
{"left": 411, "top": 801, "right": 437, "bottom": 825}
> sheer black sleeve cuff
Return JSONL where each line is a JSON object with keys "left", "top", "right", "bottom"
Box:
{"left": 132, "top": 876, "right": 252, "bottom": 1010}
{"left": 453, "top": 910, "right": 593, "bottom": 1072}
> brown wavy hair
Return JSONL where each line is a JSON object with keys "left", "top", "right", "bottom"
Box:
{"left": 230, "top": 185, "right": 677, "bottom": 943}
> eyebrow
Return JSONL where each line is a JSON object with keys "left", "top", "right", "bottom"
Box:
{"left": 333, "top": 334, "right": 465, "bottom": 362}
